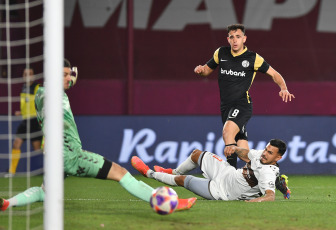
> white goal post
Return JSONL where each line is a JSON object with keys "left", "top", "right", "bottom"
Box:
{"left": 43, "top": 0, "right": 64, "bottom": 229}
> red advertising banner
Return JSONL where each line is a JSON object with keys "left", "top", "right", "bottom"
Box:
{"left": 1, "top": 1, "right": 336, "bottom": 115}
{"left": 61, "top": 0, "right": 336, "bottom": 115}
{"left": 64, "top": 0, "right": 336, "bottom": 82}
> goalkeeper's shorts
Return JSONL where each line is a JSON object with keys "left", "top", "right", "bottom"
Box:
{"left": 64, "top": 148, "right": 105, "bottom": 178}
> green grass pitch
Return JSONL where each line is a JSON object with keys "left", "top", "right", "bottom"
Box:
{"left": 0, "top": 175, "right": 335, "bottom": 230}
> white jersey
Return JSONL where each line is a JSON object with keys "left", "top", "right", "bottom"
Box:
{"left": 238, "top": 149, "right": 280, "bottom": 200}
{"left": 202, "top": 150, "right": 279, "bottom": 200}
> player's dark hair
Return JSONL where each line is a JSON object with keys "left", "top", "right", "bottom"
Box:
{"left": 227, "top": 24, "right": 245, "bottom": 35}
{"left": 269, "top": 139, "right": 287, "bottom": 156}
{"left": 64, "top": 59, "right": 71, "bottom": 68}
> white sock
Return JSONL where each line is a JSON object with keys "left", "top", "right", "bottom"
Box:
{"left": 8, "top": 187, "right": 44, "bottom": 208}
{"left": 150, "top": 171, "right": 177, "bottom": 186}
{"left": 146, "top": 169, "right": 155, "bottom": 178}
{"left": 173, "top": 155, "right": 197, "bottom": 175}
{"left": 7, "top": 197, "right": 17, "bottom": 208}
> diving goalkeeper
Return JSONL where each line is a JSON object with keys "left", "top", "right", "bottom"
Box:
{"left": 1, "top": 59, "right": 196, "bottom": 212}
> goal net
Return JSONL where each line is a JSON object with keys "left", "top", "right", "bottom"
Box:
{"left": 0, "top": 0, "right": 63, "bottom": 229}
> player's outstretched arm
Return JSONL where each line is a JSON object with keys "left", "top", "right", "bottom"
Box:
{"left": 194, "top": 64, "right": 213, "bottom": 77}
{"left": 245, "top": 190, "right": 275, "bottom": 202}
{"left": 266, "top": 66, "right": 295, "bottom": 103}
{"left": 226, "top": 146, "right": 250, "bottom": 162}
{"left": 234, "top": 146, "right": 250, "bottom": 162}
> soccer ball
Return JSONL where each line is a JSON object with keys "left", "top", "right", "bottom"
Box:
{"left": 150, "top": 186, "right": 178, "bottom": 215}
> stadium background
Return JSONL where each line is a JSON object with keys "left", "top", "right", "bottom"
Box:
{"left": 1, "top": 0, "right": 336, "bottom": 174}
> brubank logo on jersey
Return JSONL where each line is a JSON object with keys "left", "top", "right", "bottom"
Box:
{"left": 221, "top": 68, "right": 246, "bottom": 77}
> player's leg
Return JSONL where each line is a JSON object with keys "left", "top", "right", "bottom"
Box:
{"left": 133, "top": 149, "right": 203, "bottom": 185}
{"left": 131, "top": 156, "right": 197, "bottom": 210}
{"left": 0, "top": 186, "right": 45, "bottom": 212}
{"left": 221, "top": 108, "right": 238, "bottom": 168}
{"left": 180, "top": 150, "right": 230, "bottom": 200}
{"left": 8, "top": 120, "right": 28, "bottom": 175}
{"left": 2, "top": 172, "right": 83, "bottom": 212}
{"left": 176, "top": 175, "right": 216, "bottom": 200}
{"left": 32, "top": 139, "right": 42, "bottom": 150}
{"left": 236, "top": 135, "right": 249, "bottom": 150}
{"left": 8, "top": 137, "right": 23, "bottom": 175}
{"left": 98, "top": 156, "right": 196, "bottom": 210}
{"left": 153, "top": 149, "right": 202, "bottom": 175}
{"left": 64, "top": 149, "right": 154, "bottom": 202}
{"left": 165, "top": 174, "right": 214, "bottom": 200}
{"left": 140, "top": 149, "right": 202, "bottom": 176}
{"left": 31, "top": 117, "right": 42, "bottom": 151}
{"left": 223, "top": 120, "right": 240, "bottom": 167}
{"left": 223, "top": 103, "right": 252, "bottom": 168}
{"left": 151, "top": 151, "right": 216, "bottom": 200}
{"left": 173, "top": 150, "right": 199, "bottom": 175}
{"left": 223, "top": 120, "right": 240, "bottom": 145}
{"left": 132, "top": 156, "right": 178, "bottom": 185}
{"left": 107, "top": 161, "right": 154, "bottom": 202}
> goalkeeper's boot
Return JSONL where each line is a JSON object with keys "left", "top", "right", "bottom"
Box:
{"left": 176, "top": 197, "right": 197, "bottom": 211}
{"left": 131, "top": 156, "right": 150, "bottom": 177}
{"left": 154, "top": 165, "right": 173, "bottom": 174}
{"left": 0, "top": 198, "right": 9, "bottom": 212}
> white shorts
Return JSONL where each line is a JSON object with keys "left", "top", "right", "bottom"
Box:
{"left": 200, "top": 151, "right": 242, "bottom": 200}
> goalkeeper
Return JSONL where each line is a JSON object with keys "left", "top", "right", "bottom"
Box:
{"left": 1, "top": 59, "right": 196, "bottom": 212}
{"left": 132, "top": 139, "right": 291, "bottom": 202}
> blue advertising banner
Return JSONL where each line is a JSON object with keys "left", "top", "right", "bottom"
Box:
{"left": 74, "top": 115, "right": 336, "bottom": 175}
{"left": 1, "top": 115, "right": 336, "bottom": 175}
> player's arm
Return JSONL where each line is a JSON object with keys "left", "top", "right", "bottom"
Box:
{"left": 245, "top": 190, "right": 275, "bottom": 202}
{"left": 266, "top": 66, "right": 295, "bottom": 102}
{"left": 195, "top": 48, "right": 219, "bottom": 77}
{"left": 194, "top": 64, "right": 213, "bottom": 76}
{"left": 225, "top": 146, "right": 250, "bottom": 162}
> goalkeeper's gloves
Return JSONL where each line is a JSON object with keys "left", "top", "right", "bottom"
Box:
{"left": 275, "top": 174, "right": 291, "bottom": 199}
{"left": 69, "top": 67, "right": 78, "bottom": 88}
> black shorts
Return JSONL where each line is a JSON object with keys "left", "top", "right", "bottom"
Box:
{"left": 16, "top": 118, "right": 42, "bottom": 142}
{"left": 220, "top": 100, "right": 252, "bottom": 141}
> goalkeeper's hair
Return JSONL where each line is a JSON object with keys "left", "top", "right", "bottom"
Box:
{"left": 269, "top": 139, "right": 287, "bottom": 155}
{"left": 227, "top": 24, "right": 245, "bottom": 35}
{"left": 64, "top": 59, "right": 71, "bottom": 68}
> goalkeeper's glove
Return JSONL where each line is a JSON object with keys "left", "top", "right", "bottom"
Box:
{"left": 69, "top": 67, "right": 78, "bottom": 88}
{"left": 275, "top": 174, "right": 291, "bottom": 199}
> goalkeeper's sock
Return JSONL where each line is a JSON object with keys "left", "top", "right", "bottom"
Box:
{"left": 151, "top": 172, "right": 178, "bottom": 186}
{"left": 119, "top": 172, "right": 154, "bottom": 202}
{"left": 173, "top": 155, "right": 197, "bottom": 175}
{"left": 9, "top": 149, "right": 21, "bottom": 174}
{"left": 8, "top": 187, "right": 44, "bottom": 207}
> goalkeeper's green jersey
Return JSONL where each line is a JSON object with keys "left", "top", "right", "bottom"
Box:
{"left": 34, "top": 87, "right": 82, "bottom": 151}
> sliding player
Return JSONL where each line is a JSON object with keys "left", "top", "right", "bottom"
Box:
{"left": 132, "top": 139, "right": 291, "bottom": 202}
